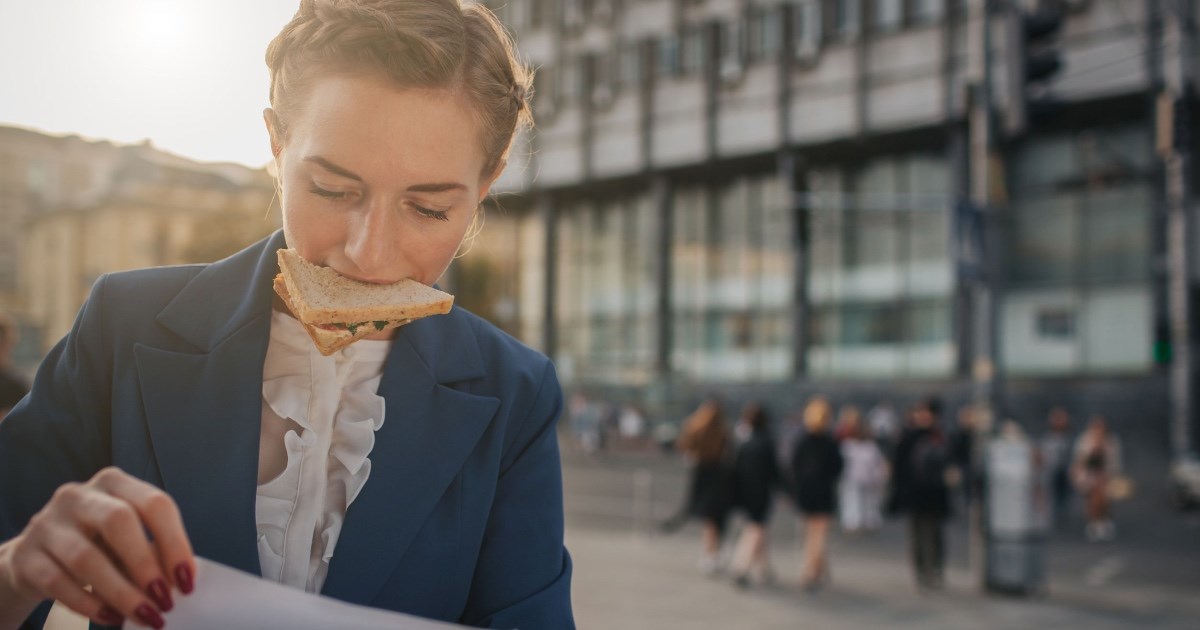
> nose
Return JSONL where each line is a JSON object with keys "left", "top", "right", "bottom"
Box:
{"left": 343, "top": 196, "right": 409, "bottom": 283}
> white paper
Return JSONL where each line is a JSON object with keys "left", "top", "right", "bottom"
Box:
{"left": 123, "top": 558, "right": 467, "bottom": 630}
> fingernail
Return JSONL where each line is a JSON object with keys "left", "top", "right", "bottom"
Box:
{"left": 96, "top": 606, "right": 124, "bottom": 626}
{"left": 175, "top": 562, "right": 194, "bottom": 595}
{"left": 147, "top": 577, "right": 173, "bottom": 611}
{"left": 136, "top": 603, "right": 165, "bottom": 629}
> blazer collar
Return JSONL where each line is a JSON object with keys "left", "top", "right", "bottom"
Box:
{"left": 156, "top": 230, "right": 284, "bottom": 353}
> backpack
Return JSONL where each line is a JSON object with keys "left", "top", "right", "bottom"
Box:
{"left": 910, "top": 432, "right": 948, "bottom": 488}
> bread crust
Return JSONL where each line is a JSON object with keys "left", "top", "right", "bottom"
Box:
{"left": 276, "top": 249, "right": 453, "bottom": 324}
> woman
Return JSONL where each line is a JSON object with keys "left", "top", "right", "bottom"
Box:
{"left": 674, "top": 398, "right": 733, "bottom": 574}
{"left": 790, "top": 397, "right": 843, "bottom": 591}
{"left": 1072, "top": 415, "right": 1123, "bottom": 541}
{"left": 837, "top": 407, "right": 887, "bottom": 533}
{"left": 727, "top": 403, "right": 780, "bottom": 587}
{"left": 0, "top": 2, "right": 573, "bottom": 628}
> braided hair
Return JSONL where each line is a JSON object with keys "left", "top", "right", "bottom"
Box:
{"left": 265, "top": 0, "right": 533, "bottom": 178}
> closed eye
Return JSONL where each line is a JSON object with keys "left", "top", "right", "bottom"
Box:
{"left": 415, "top": 205, "right": 450, "bottom": 221}
{"left": 309, "top": 185, "right": 349, "bottom": 201}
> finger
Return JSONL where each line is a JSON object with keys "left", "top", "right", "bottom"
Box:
{"left": 91, "top": 467, "right": 195, "bottom": 594}
{"left": 8, "top": 547, "right": 123, "bottom": 626}
{"left": 76, "top": 490, "right": 174, "bottom": 612}
{"left": 41, "top": 525, "right": 164, "bottom": 629}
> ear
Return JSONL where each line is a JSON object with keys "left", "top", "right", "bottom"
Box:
{"left": 263, "top": 108, "right": 283, "bottom": 157}
{"left": 476, "top": 159, "right": 507, "bottom": 204}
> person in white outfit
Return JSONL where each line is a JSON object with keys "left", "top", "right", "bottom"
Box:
{"left": 838, "top": 409, "right": 888, "bottom": 533}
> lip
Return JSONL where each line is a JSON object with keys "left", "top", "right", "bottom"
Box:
{"left": 325, "top": 267, "right": 402, "bottom": 285}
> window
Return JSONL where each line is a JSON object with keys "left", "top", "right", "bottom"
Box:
{"left": 533, "top": 68, "right": 557, "bottom": 118}
{"left": 834, "top": 0, "right": 861, "bottom": 39}
{"left": 1036, "top": 308, "right": 1076, "bottom": 340}
{"left": 557, "top": 56, "right": 585, "bottom": 106}
{"left": 655, "top": 34, "right": 681, "bottom": 79}
{"left": 875, "top": 0, "right": 902, "bottom": 32}
{"left": 529, "top": 0, "right": 550, "bottom": 28}
{"left": 556, "top": 195, "right": 660, "bottom": 385}
{"left": 671, "top": 176, "right": 794, "bottom": 382}
{"left": 561, "top": 0, "right": 585, "bottom": 31}
{"left": 805, "top": 154, "right": 954, "bottom": 379}
{"left": 791, "top": 0, "right": 823, "bottom": 61}
{"left": 590, "top": 51, "right": 615, "bottom": 108}
{"left": 747, "top": 6, "right": 782, "bottom": 62}
{"left": 617, "top": 41, "right": 645, "bottom": 90}
{"left": 680, "top": 26, "right": 707, "bottom": 76}
{"left": 911, "top": 0, "right": 945, "bottom": 25}
{"left": 1004, "top": 125, "right": 1155, "bottom": 376}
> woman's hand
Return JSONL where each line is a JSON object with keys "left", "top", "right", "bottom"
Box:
{"left": 0, "top": 467, "right": 194, "bottom": 629}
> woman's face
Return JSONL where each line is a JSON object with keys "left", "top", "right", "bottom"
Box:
{"left": 268, "top": 74, "right": 497, "bottom": 288}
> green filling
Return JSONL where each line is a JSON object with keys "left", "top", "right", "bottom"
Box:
{"left": 331, "top": 320, "right": 401, "bottom": 335}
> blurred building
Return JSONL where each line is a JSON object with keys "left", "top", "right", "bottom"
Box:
{"left": 0, "top": 126, "right": 278, "bottom": 369}
{"left": 465, "top": 0, "right": 1200, "bottom": 452}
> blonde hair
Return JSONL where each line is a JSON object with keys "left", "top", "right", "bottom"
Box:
{"left": 265, "top": 0, "right": 534, "bottom": 179}
{"left": 803, "top": 398, "right": 832, "bottom": 433}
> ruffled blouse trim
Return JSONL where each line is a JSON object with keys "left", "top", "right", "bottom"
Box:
{"left": 256, "top": 309, "right": 388, "bottom": 591}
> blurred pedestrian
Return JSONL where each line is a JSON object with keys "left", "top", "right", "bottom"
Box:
{"left": 948, "top": 405, "right": 977, "bottom": 511}
{"left": 673, "top": 398, "right": 733, "bottom": 573}
{"left": 791, "top": 397, "right": 843, "bottom": 591}
{"left": 834, "top": 405, "right": 860, "bottom": 442}
{"left": 867, "top": 401, "right": 900, "bottom": 459}
{"left": 1072, "top": 416, "right": 1123, "bottom": 542}
{"left": 568, "top": 392, "right": 603, "bottom": 455}
{"left": 887, "top": 397, "right": 950, "bottom": 590}
{"left": 728, "top": 403, "right": 781, "bottom": 588}
{"left": 1039, "top": 406, "right": 1074, "bottom": 528}
{"left": 839, "top": 411, "right": 888, "bottom": 534}
{"left": 0, "top": 313, "right": 28, "bottom": 424}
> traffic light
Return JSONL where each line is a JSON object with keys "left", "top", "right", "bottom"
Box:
{"left": 1007, "top": 6, "right": 1065, "bottom": 135}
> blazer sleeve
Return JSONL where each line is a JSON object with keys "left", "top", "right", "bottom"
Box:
{"left": 459, "top": 360, "right": 575, "bottom": 629}
{"left": 0, "top": 275, "right": 115, "bottom": 628}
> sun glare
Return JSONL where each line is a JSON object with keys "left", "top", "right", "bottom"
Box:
{"left": 134, "top": 2, "right": 187, "bottom": 51}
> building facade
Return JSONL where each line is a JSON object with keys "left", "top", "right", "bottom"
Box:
{"left": 461, "top": 0, "right": 1199, "bottom": 453}
{"left": 0, "top": 127, "right": 278, "bottom": 369}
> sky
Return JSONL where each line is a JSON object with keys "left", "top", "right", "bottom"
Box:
{"left": 0, "top": 0, "right": 301, "bottom": 168}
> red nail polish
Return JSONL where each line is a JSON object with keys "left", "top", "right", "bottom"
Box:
{"left": 96, "top": 606, "right": 124, "bottom": 626}
{"left": 175, "top": 562, "right": 194, "bottom": 595}
{"left": 147, "top": 577, "right": 173, "bottom": 612}
{"left": 136, "top": 603, "right": 165, "bottom": 629}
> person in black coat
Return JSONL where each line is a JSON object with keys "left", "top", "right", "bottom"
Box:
{"left": 727, "top": 403, "right": 780, "bottom": 587}
{"left": 887, "top": 397, "right": 951, "bottom": 590}
{"left": 791, "top": 397, "right": 844, "bottom": 591}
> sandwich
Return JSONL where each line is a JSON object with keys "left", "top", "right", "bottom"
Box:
{"left": 273, "top": 248, "right": 454, "bottom": 356}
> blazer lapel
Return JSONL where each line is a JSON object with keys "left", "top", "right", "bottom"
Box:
{"left": 134, "top": 318, "right": 270, "bottom": 575}
{"left": 134, "top": 231, "right": 285, "bottom": 575}
{"left": 321, "top": 313, "right": 500, "bottom": 605}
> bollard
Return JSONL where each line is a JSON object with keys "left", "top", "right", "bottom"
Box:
{"left": 632, "top": 468, "right": 653, "bottom": 538}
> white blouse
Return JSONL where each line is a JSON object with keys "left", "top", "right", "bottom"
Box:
{"left": 255, "top": 309, "right": 392, "bottom": 593}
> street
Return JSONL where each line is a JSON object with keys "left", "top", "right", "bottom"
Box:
{"left": 564, "top": 446, "right": 1200, "bottom": 629}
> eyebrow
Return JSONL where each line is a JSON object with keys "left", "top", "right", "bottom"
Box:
{"left": 303, "top": 155, "right": 467, "bottom": 193}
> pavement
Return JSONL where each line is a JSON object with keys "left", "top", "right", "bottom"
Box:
{"left": 567, "top": 525, "right": 1199, "bottom": 630}
{"left": 564, "top": 447, "right": 1200, "bottom": 629}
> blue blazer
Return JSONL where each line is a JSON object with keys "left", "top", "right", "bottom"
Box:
{"left": 0, "top": 231, "right": 574, "bottom": 629}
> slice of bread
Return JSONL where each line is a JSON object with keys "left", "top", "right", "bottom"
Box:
{"left": 276, "top": 249, "right": 454, "bottom": 325}
{"left": 273, "top": 275, "right": 408, "bottom": 355}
